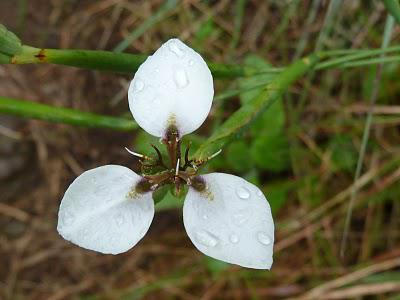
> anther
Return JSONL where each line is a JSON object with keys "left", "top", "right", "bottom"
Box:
{"left": 208, "top": 149, "right": 222, "bottom": 160}
{"left": 175, "top": 158, "right": 180, "bottom": 176}
{"left": 125, "top": 147, "right": 148, "bottom": 159}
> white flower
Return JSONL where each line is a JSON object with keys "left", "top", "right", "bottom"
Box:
{"left": 57, "top": 39, "right": 274, "bottom": 269}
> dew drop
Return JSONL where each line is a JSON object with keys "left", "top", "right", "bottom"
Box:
{"left": 188, "top": 59, "right": 194, "bottom": 66}
{"left": 174, "top": 69, "right": 189, "bottom": 88}
{"left": 195, "top": 230, "right": 219, "bottom": 247}
{"left": 257, "top": 190, "right": 263, "bottom": 197}
{"left": 232, "top": 209, "right": 251, "bottom": 226}
{"left": 169, "top": 41, "right": 184, "bottom": 57}
{"left": 202, "top": 214, "right": 208, "bottom": 220}
{"left": 257, "top": 232, "right": 272, "bottom": 246}
{"left": 63, "top": 211, "right": 75, "bottom": 226}
{"left": 134, "top": 79, "right": 144, "bottom": 91}
{"left": 229, "top": 234, "right": 239, "bottom": 244}
{"left": 114, "top": 213, "right": 125, "bottom": 226}
{"left": 155, "top": 68, "right": 160, "bottom": 73}
{"left": 236, "top": 186, "right": 251, "bottom": 200}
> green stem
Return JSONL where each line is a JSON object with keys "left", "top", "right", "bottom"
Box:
{"left": 339, "top": 55, "right": 400, "bottom": 68}
{"left": 11, "top": 45, "right": 246, "bottom": 78}
{"left": 195, "top": 54, "right": 323, "bottom": 160}
{"left": 0, "top": 97, "right": 137, "bottom": 131}
{"left": 316, "top": 45, "right": 400, "bottom": 70}
{"left": 9, "top": 43, "right": 400, "bottom": 78}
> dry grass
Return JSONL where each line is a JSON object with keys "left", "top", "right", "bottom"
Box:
{"left": 1, "top": 0, "right": 400, "bottom": 299}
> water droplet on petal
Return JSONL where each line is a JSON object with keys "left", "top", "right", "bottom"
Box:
{"left": 257, "top": 232, "right": 272, "bottom": 246}
{"left": 169, "top": 41, "right": 185, "bottom": 57}
{"left": 155, "top": 68, "right": 160, "bottom": 73}
{"left": 174, "top": 69, "right": 189, "bottom": 88}
{"left": 195, "top": 230, "right": 219, "bottom": 247}
{"left": 135, "top": 79, "right": 144, "bottom": 91}
{"left": 114, "top": 213, "right": 125, "bottom": 226}
{"left": 229, "top": 234, "right": 239, "bottom": 244}
{"left": 257, "top": 190, "right": 263, "bottom": 197}
{"left": 236, "top": 186, "right": 251, "bottom": 200}
{"left": 188, "top": 59, "right": 194, "bottom": 66}
{"left": 63, "top": 211, "right": 75, "bottom": 226}
{"left": 202, "top": 214, "right": 208, "bottom": 220}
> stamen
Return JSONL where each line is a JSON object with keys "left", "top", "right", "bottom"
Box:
{"left": 151, "top": 144, "right": 167, "bottom": 168}
{"left": 175, "top": 158, "right": 180, "bottom": 176}
{"left": 125, "top": 147, "right": 145, "bottom": 158}
{"left": 184, "top": 142, "right": 191, "bottom": 163}
{"left": 208, "top": 149, "right": 222, "bottom": 160}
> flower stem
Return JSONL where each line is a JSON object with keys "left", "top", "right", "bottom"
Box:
{"left": 0, "top": 97, "right": 137, "bottom": 131}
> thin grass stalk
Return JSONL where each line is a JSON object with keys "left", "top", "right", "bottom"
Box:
{"left": 340, "top": 15, "right": 395, "bottom": 258}
{"left": 0, "top": 97, "right": 137, "bottom": 131}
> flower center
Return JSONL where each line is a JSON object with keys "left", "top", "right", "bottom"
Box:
{"left": 127, "top": 125, "right": 221, "bottom": 197}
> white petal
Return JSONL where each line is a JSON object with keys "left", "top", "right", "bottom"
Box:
{"left": 128, "top": 38, "right": 214, "bottom": 138}
{"left": 183, "top": 173, "right": 274, "bottom": 269}
{"left": 57, "top": 165, "right": 154, "bottom": 255}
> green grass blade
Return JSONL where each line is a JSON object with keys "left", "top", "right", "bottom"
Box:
{"left": 195, "top": 55, "right": 321, "bottom": 160}
{"left": 229, "top": 0, "right": 247, "bottom": 53}
{"left": 113, "top": 0, "right": 178, "bottom": 53}
{"left": 316, "top": 45, "right": 400, "bottom": 70}
{"left": 383, "top": 0, "right": 400, "bottom": 24}
{"left": 338, "top": 55, "right": 400, "bottom": 68}
{"left": 0, "top": 97, "right": 137, "bottom": 131}
{"left": 314, "top": 0, "right": 342, "bottom": 51}
{"left": 340, "top": 15, "right": 395, "bottom": 258}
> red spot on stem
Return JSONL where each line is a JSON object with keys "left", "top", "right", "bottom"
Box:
{"left": 34, "top": 49, "right": 46, "bottom": 62}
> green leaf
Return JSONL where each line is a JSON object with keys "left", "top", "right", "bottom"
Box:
{"left": 133, "top": 131, "right": 167, "bottom": 157}
{"left": 239, "top": 55, "right": 284, "bottom": 135}
{"left": 152, "top": 185, "right": 169, "bottom": 204}
{"left": 237, "top": 55, "right": 289, "bottom": 172}
{"left": 195, "top": 55, "right": 320, "bottom": 160}
{"left": 0, "top": 23, "right": 22, "bottom": 56}
{"left": 225, "top": 140, "right": 255, "bottom": 172}
{"left": 263, "top": 181, "right": 293, "bottom": 214}
{"left": 194, "top": 18, "right": 217, "bottom": 46}
{"left": 239, "top": 55, "right": 277, "bottom": 104}
{"left": 0, "top": 52, "right": 10, "bottom": 64}
{"left": 155, "top": 191, "right": 183, "bottom": 211}
{"left": 251, "top": 132, "right": 290, "bottom": 172}
{"left": 0, "top": 97, "right": 137, "bottom": 131}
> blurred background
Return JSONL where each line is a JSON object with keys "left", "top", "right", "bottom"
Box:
{"left": 1, "top": 0, "right": 400, "bottom": 299}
